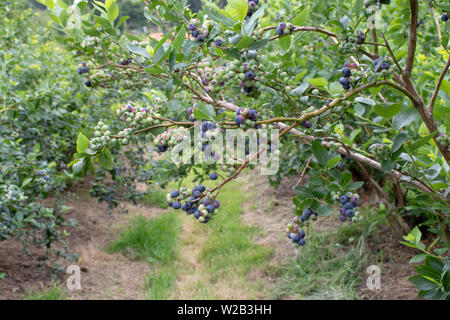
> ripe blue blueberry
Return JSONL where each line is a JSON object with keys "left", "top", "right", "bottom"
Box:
{"left": 344, "top": 202, "right": 353, "bottom": 210}
{"left": 203, "top": 198, "right": 211, "bottom": 206}
{"left": 380, "top": 62, "right": 390, "bottom": 70}
{"left": 213, "top": 200, "right": 220, "bottom": 208}
{"left": 206, "top": 205, "right": 215, "bottom": 213}
{"left": 340, "top": 195, "right": 349, "bottom": 204}
{"left": 194, "top": 210, "right": 201, "bottom": 219}
{"left": 158, "top": 143, "right": 168, "bottom": 152}
{"left": 188, "top": 23, "right": 196, "bottom": 30}
{"left": 197, "top": 34, "right": 205, "bottom": 41}
{"left": 291, "top": 233, "right": 300, "bottom": 243}
{"left": 345, "top": 209, "right": 354, "bottom": 218}
{"left": 209, "top": 172, "right": 218, "bottom": 180}
{"left": 342, "top": 67, "right": 352, "bottom": 78}
{"left": 339, "top": 215, "right": 346, "bottom": 222}
{"left": 170, "top": 190, "right": 179, "bottom": 198}
{"left": 339, "top": 207, "right": 346, "bottom": 215}
{"left": 339, "top": 77, "right": 350, "bottom": 86}
{"left": 441, "top": 13, "right": 448, "bottom": 22}
{"left": 191, "top": 30, "right": 199, "bottom": 37}
{"left": 172, "top": 201, "right": 182, "bottom": 209}
{"left": 247, "top": 109, "right": 258, "bottom": 121}
{"left": 245, "top": 70, "right": 255, "bottom": 80}
{"left": 198, "top": 185, "right": 206, "bottom": 192}
{"left": 298, "top": 230, "right": 305, "bottom": 239}
{"left": 298, "top": 238, "right": 306, "bottom": 246}
{"left": 215, "top": 38, "right": 223, "bottom": 47}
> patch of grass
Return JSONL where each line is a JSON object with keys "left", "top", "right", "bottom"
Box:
{"left": 24, "top": 286, "right": 66, "bottom": 300}
{"left": 141, "top": 189, "right": 168, "bottom": 208}
{"left": 144, "top": 266, "right": 177, "bottom": 300}
{"left": 107, "top": 212, "right": 181, "bottom": 265}
{"left": 269, "top": 210, "right": 381, "bottom": 300}
{"left": 198, "top": 180, "right": 274, "bottom": 277}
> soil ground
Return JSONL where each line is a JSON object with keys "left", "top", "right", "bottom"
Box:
{"left": 0, "top": 175, "right": 419, "bottom": 300}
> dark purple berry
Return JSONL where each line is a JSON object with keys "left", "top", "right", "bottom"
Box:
{"left": 342, "top": 67, "right": 352, "bottom": 78}
{"left": 339, "top": 77, "right": 350, "bottom": 86}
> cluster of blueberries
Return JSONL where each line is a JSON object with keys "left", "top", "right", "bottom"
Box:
{"left": 188, "top": 19, "right": 207, "bottom": 42}
{"left": 275, "top": 22, "right": 295, "bottom": 36}
{"left": 286, "top": 208, "right": 318, "bottom": 247}
{"left": 234, "top": 107, "right": 259, "bottom": 126}
{"left": 167, "top": 186, "right": 221, "bottom": 224}
{"left": 337, "top": 192, "right": 359, "bottom": 223}
{"left": 373, "top": 58, "right": 390, "bottom": 72}
{"left": 120, "top": 58, "right": 132, "bottom": 66}
{"left": 76, "top": 62, "right": 89, "bottom": 75}
{"left": 338, "top": 62, "right": 355, "bottom": 90}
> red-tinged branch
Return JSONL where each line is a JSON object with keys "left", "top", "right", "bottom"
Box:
{"left": 429, "top": 55, "right": 450, "bottom": 114}
{"left": 404, "top": 0, "right": 418, "bottom": 78}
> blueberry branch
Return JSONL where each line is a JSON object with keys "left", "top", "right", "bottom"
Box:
{"left": 429, "top": 55, "right": 450, "bottom": 114}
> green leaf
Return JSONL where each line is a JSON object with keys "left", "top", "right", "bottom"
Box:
{"left": 126, "top": 42, "right": 152, "bottom": 60}
{"left": 409, "top": 275, "right": 438, "bottom": 291}
{"left": 316, "top": 204, "right": 333, "bottom": 217}
{"left": 22, "top": 178, "right": 33, "bottom": 188}
{"left": 407, "top": 131, "right": 436, "bottom": 151}
{"left": 289, "top": 83, "right": 309, "bottom": 96}
{"left": 410, "top": 226, "right": 422, "bottom": 243}
{"left": 294, "top": 185, "right": 315, "bottom": 199}
{"left": 311, "top": 140, "right": 330, "bottom": 166}
{"left": 355, "top": 97, "right": 375, "bottom": 106}
{"left": 340, "top": 171, "right": 352, "bottom": 187}
{"left": 248, "top": 39, "right": 269, "bottom": 50}
{"left": 226, "top": 0, "right": 248, "bottom": 22}
{"left": 204, "top": 6, "right": 235, "bottom": 28}
{"left": 236, "top": 36, "right": 255, "bottom": 49}
{"left": 392, "top": 108, "right": 419, "bottom": 130}
{"left": 347, "top": 181, "right": 364, "bottom": 190}
{"left": 326, "top": 156, "right": 341, "bottom": 168}
{"left": 244, "top": 4, "right": 266, "bottom": 34}
{"left": 373, "top": 103, "right": 401, "bottom": 119}
{"left": 76, "top": 132, "right": 90, "bottom": 154}
{"left": 391, "top": 132, "right": 408, "bottom": 153}
{"left": 292, "top": 7, "right": 309, "bottom": 26}
{"left": 72, "top": 158, "right": 85, "bottom": 176}
{"left": 99, "top": 149, "right": 114, "bottom": 170}
{"left": 278, "top": 35, "right": 292, "bottom": 51}
{"left": 107, "top": 2, "right": 119, "bottom": 22}
{"left": 381, "top": 160, "right": 396, "bottom": 172}
{"left": 308, "top": 78, "right": 328, "bottom": 88}
{"left": 193, "top": 104, "right": 214, "bottom": 120}
{"left": 410, "top": 254, "right": 427, "bottom": 264}
{"left": 173, "top": 26, "right": 186, "bottom": 53}
{"left": 0, "top": 272, "right": 5, "bottom": 280}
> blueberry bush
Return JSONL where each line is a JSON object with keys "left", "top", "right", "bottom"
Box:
{"left": 0, "top": 0, "right": 189, "bottom": 272}
{"left": 32, "top": 0, "right": 450, "bottom": 298}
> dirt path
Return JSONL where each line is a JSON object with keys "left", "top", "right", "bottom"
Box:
{"left": 1, "top": 176, "right": 420, "bottom": 300}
